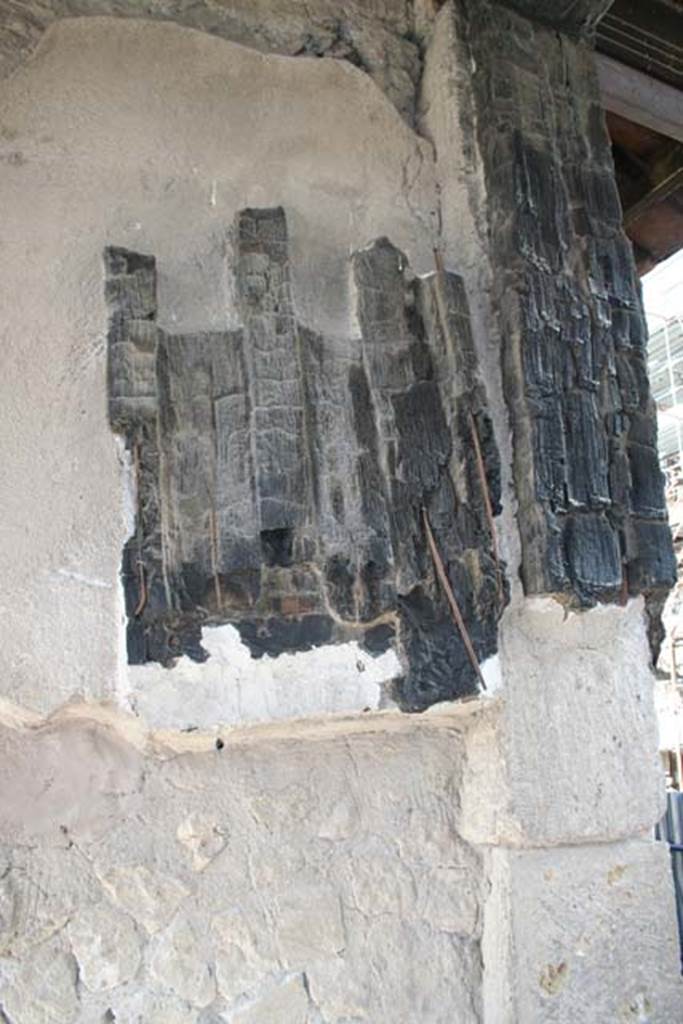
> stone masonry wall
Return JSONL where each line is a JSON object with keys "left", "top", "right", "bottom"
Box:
{"left": 0, "top": 711, "right": 485, "bottom": 1024}
{"left": 0, "top": 3, "right": 681, "bottom": 1022}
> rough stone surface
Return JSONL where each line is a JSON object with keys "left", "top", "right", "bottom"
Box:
{"left": 0, "top": 713, "right": 486, "bottom": 1023}
{"left": 460, "top": 0, "right": 676, "bottom": 621}
{"left": 97, "top": 865, "right": 190, "bottom": 934}
{"left": 107, "top": 208, "right": 506, "bottom": 710}
{"left": 67, "top": 904, "right": 142, "bottom": 992}
{"left": 148, "top": 913, "right": 217, "bottom": 1007}
{"left": 0, "top": 941, "right": 80, "bottom": 1024}
{"left": 0, "top": 706, "right": 679, "bottom": 1021}
{"left": 231, "top": 974, "right": 311, "bottom": 1023}
{"left": 484, "top": 839, "right": 683, "bottom": 1023}
{"left": 460, "top": 597, "right": 666, "bottom": 847}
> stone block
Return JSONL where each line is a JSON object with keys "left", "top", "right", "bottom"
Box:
{"left": 231, "top": 974, "right": 310, "bottom": 1024}
{"left": 148, "top": 913, "right": 216, "bottom": 1008}
{"left": 67, "top": 903, "right": 142, "bottom": 992}
{"left": 483, "top": 839, "right": 683, "bottom": 1023}
{"left": 0, "top": 940, "right": 79, "bottom": 1024}
{"left": 461, "top": 598, "right": 665, "bottom": 846}
{"left": 97, "top": 865, "right": 189, "bottom": 934}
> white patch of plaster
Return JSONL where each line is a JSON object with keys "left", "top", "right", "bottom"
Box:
{"left": 480, "top": 652, "right": 503, "bottom": 695}
{"left": 127, "top": 624, "right": 402, "bottom": 730}
{"left": 117, "top": 434, "right": 137, "bottom": 541}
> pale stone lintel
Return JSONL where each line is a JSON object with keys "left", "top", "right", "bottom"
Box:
{"left": 0, "top": 692, "right": 494, "bottom": 757}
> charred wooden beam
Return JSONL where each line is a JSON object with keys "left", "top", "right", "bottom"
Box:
{"left": 461, "top": 0, "right": 676, "bottom": 646}
{"left": 106, "top": 209, "right": 508, "bottom": 710}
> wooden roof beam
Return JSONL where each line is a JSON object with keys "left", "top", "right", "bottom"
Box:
{"left": 597, "top": 53, "right": 683, "bottom": 143}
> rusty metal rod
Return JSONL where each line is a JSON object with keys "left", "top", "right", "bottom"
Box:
{"left": 132, "top": 438, "right": 148, "bottom": 617}
{"left": 432, "top": 246, "right": 504, "bottom": 608}
{"left": 209, "top": 506, "right": 223, "bottom": 611}
{"left": 422, "top": 506, "right": 487, "bottom": 691}
{"left": 468, "top": 411, "right": 504, "bottom": 605}
{"left": 133, "top": 560, "right": 148, "bottom": 618}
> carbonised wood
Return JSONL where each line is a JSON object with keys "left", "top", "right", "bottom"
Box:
{"left": 106, "top": 208, "right": 506, "bottom": 710}
{"left": 460, "top": 0, "right": 676, "bottom": 642}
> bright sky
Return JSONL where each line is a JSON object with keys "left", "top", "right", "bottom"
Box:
{"left": 642, "top": 248, "right": 683, "bottom": 334}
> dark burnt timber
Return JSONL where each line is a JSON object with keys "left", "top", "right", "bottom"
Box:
{"left": 459, "top": 0, "right": 676, "bottom": 646}
{"left": 106, "top": 208, "right": 507, "bottom": 710}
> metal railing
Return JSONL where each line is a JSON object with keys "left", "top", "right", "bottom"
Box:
{"left": 656, "top": 790, "right": 683, "bottom": 974}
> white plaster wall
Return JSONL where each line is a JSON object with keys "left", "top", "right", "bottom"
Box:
{"left": 0, "top": 17, "right": 437, "bottom": 717}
